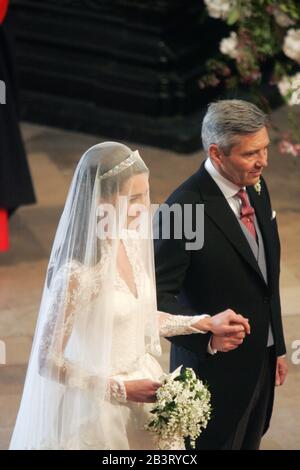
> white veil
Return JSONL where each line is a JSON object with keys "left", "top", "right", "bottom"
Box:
{"left": 10, "top": 142, "right": 161, "bottom": 450}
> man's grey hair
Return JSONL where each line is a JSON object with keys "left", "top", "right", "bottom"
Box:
{"left": 201, "top": 99, "right": 269, "bottom": 156}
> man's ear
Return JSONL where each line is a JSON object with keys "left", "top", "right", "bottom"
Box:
{"left": 208, "top": 144, "right": 223, "bottom": 166}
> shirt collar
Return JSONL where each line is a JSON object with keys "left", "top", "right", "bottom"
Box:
{"left": 204, "top": 158, "right": 243, "bottom": 199}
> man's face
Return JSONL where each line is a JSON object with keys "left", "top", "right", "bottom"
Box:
{"left": 210, "top": 126, "right": 270, "bottom": 187}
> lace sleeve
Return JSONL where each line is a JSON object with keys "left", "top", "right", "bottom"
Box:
{"left": 159, "top": 312, "right": 210, "bottom": 337}
{"left": 38, "top": 262, "right": 85, "bottom": 386}
{"left": 38, "top": 263, "right": 128, "bottom": 403}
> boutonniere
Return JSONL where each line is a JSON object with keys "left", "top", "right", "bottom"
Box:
{"left": 254, "top": 178, "right": 261, "bottom": 195}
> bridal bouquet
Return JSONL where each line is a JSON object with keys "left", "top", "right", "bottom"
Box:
{"left": 145, "top": 366, "right": 211, "bottom": 450}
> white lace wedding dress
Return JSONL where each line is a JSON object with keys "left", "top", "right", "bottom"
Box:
{"left": 9, "top": 143, "right": 208, "bottom": 451}
{"left": 34, "top": 235, "right": 206, "bottom": 450}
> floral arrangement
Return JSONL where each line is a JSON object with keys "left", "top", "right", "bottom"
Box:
{"left": 201, "top": 0, "right": 300, "bottom": 158}
{"left": 145, "top": 366, "right": 211, "bottom": 450}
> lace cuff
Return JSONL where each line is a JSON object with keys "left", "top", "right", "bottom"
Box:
{"left": 110, "top": 379, "right": 127, "bottom": 403}
{"left": 159, "top": 314, "right": 210, "bottom": 337}
{"left": 46, "top": 354, "right": 128, "bottom": 404}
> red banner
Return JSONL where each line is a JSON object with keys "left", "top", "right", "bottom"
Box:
{"left": 0, "top": 0, "right": 9, "bottom": 24}
{"left": 0, "top": 209, "right": 9, "bottom": 252}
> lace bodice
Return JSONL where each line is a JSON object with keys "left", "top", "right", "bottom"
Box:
{"left": 38, "top": 234, "right": 208, "bottom": 402}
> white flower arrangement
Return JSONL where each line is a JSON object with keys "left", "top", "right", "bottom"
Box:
{"left": 283, "top": 28, "right": 300, "bottom": 65}
{"left": 220, "top": 31, "right": 239, "bottom": 59}
{"left": 145, "top": 366, "right": 211, "bottom": 450}
{"left": 202, "top": 1, "right": 300, "bottom": 160}
{"left": 278, "top": 72, "right": 300, "bottom": 105}
{"left": 204, "top": 0, "right": 238, "bottom": 20}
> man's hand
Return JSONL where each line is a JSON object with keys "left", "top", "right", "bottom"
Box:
{"left": 207, "top": 309, "right": 251, "bottom": 336}
{"left": 211, "top": 330, "right": 246, "bottom": 352}
{"left": 276, "top": 357, "right": 288, "bottom": 386}
{"left": 207, "top": 309, "right": 250, "bottom": 353}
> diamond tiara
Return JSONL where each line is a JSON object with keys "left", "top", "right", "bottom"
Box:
{"left": 98, "top": 150, "right": 140, "bottom": 180}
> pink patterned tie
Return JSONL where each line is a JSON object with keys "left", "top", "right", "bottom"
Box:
{"left": 237, "top": 189, "right": 257, "bottom": 240}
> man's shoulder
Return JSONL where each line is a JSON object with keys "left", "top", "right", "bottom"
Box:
{"left": 164, "top": 170, "right": 204, "bottom": 206}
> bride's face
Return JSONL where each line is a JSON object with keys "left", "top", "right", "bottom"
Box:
{"left": 120, "top": 172, "right": 150, "bottom": 227}
{"left": 97, "top": 172, "right": 150, "bottom": 238}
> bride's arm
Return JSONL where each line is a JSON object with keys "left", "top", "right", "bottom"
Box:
{"left": 158, "top": 311, "right": 211, "bottom": 337}
{"left": 158, "top": 310, "right": 250, "bottom": 337}
{"left": 38, "top": 272, "right": 115, "bottom": 397}
{"left": 38, "top": 271, "right": 158, "bottom": 404}
{"left": 38, "top": 272, "right": 90, "bottom": 387}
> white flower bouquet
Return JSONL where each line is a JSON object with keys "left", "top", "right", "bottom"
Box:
{"left": 145, "top": 366, "right": 211, "bottom": 450}
{"left": 201, "top": 1, "right": 300, "bottom": 159}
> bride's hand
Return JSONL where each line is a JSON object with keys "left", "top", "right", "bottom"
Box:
{"left": 124, "top": 379, "right": 161, "bottom": 403}
{"left": 199, "top": 309, "right": 250, "bottom": 336}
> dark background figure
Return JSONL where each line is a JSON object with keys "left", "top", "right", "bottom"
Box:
{"left": 0, "top": 0, "right": 36, "bottom": 252}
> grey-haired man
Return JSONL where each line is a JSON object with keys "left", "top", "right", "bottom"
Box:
{"left": 155, "top": 99, "right": 288, "bottom": 450}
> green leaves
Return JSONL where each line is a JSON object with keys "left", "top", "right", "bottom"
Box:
{"left": 174, "top": 368, "right": 193, "bottom": 382}
{"left": 227, "top": 8, "right": 240, "bottom": 25}
{"left": 279, "top": 1, "right": 300, "bottom": 20}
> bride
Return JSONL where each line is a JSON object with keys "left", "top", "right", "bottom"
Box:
{"left": 9, "top": 142, "right": 249, "bottom": 450}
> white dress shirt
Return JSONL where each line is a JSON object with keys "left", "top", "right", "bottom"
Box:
{"left": 205, "top": 158, "right": 244, "bottom": 354}
{"left": 204, "top": 157, "right": 243, "bottom": 215}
